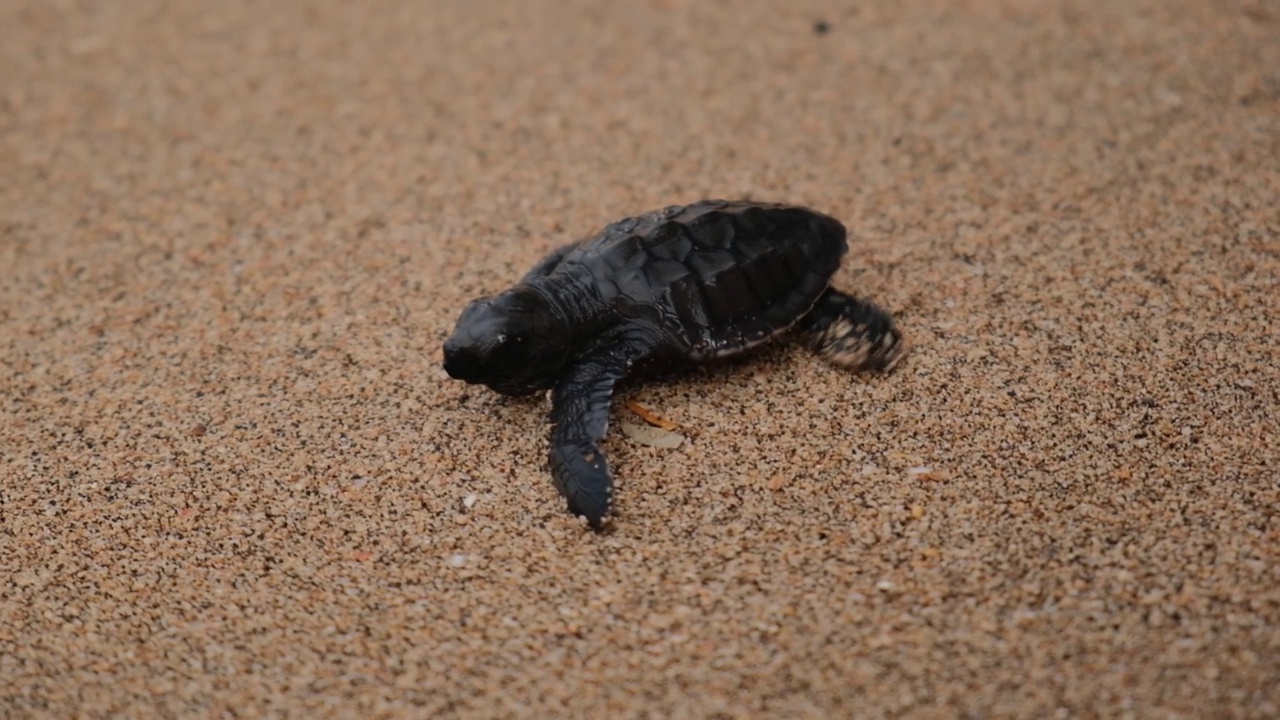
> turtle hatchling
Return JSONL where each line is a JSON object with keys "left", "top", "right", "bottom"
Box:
{"left": 443, "top": 199, "right": 905, "bottom": 529}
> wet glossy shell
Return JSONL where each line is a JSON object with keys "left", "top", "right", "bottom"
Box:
{"left": 559, "top": 199, "right": 847, "bottom": 359}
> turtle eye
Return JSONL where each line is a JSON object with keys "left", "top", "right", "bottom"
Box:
{"left": 498, "top": 329, "right": 525, "bottom": 346}
{"left": 494, "top": 332, "right": 527, "bottom": 359}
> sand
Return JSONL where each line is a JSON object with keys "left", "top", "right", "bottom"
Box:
{"left": 2, "top": 0, "right": 1278, "bottom": 717}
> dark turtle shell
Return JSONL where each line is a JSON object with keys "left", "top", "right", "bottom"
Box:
{"left": 556, "top": 199, "right": 848, "bottom": 360}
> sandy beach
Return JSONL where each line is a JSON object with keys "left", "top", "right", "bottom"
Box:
{"left": 3, "top": 0, "right": 1278, "bottom": 717}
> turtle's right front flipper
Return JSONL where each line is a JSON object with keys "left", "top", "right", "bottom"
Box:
{"left": 548, "top": 328, "right": 657, "bottom": 530}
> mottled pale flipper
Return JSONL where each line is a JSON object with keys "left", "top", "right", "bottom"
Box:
{"left": 798, "top": 288, "right": 905, "bottom": 372}
{"left": 548, "top": 328, "right": 658, "bottom": 530}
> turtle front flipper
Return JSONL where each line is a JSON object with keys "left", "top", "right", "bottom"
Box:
{"left": 548, "top": 328, "right": 658, "bottom": 530}
{"left": 799, "top": 288, "right": 906, "bottom": 372}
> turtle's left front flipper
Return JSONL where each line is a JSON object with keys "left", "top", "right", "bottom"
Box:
{"left": 548, "top": 328, "right": 658, "bottom": 530}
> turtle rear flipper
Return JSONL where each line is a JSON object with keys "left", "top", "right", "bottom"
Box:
{"left": 799, "top": 288, "right": 905, "bottom": 372}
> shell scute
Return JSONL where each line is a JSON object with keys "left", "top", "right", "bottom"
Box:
{"left": 684, "top": 211, "right": 737, "bottom": 250}
{"left": 567, "top": 200, "right": 848, "bottom": 358}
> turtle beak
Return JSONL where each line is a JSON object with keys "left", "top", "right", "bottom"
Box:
{"left": 443, "top": 298, "right": 496, "bottom": 382}
{"left": 442, "top": 338, "right": 482, "bottom": 381}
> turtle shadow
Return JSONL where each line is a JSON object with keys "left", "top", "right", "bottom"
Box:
{"left": 616, "top": 334, "right": 814, "bottom": 397}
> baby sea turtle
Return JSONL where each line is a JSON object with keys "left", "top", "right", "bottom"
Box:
{"left": 443, "top": 199, "right": 905, "bottom": 530}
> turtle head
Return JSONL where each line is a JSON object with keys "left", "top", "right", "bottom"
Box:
{"left": 442, "top": 286, "right": 571, "bottom": 396}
